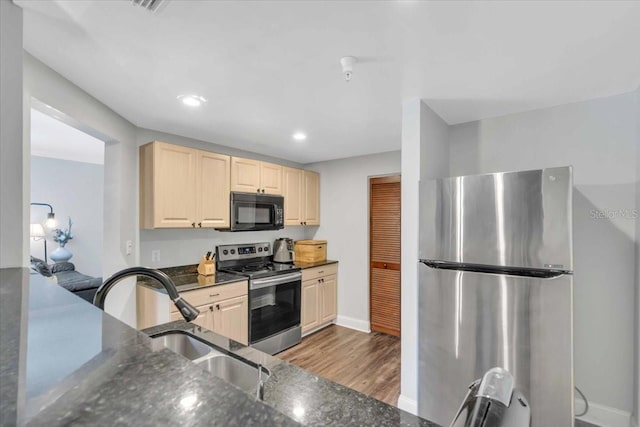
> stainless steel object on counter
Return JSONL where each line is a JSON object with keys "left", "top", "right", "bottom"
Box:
{"left": 273, "top": 238, "right": 295, "bottom": 264}
{"left": 450, "top": 368, "right": 530, "bottom": 427}
{"left": 418, "top": 166, "right": 574, "bottom": 427}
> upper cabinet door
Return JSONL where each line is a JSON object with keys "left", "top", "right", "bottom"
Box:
{"left": 283, "top": 167, "right": 303, "bottom": 225}
{"left": 197, "top": 151, "right": 230, "bottom": 228}
{"left": 231, "top": 157, "right": 261, "bottom": 193}
{"left": 304, "top": 170, "right": 320, "bottom": 225}
{"left": 260, "top": 162, "right": 283, "bottom": 195}
{"left": 142, "top": 142, "right": 197, "bottom": 228}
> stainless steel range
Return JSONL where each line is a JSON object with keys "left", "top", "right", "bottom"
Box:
{"left": 216, "top": 242, "right": 301, "bottom": 355}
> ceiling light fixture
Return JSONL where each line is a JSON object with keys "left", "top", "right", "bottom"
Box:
{"left": 292, "top": 132, "right": 307, "bottom": 141}
{"left": 177, "top": 94, "right": 207, "bottom": 108}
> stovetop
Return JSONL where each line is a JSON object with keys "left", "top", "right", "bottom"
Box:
{"left": 219, "top": 262, "right": 300, "bottom": 280}
{"left": 216, "top": 242, "right": 300, "bottom": 280}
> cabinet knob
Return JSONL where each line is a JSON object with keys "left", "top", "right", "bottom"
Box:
{"left": 304, "top": 221, "right": 307, "bottom": 225}
{"left": 191, "top": 222, "right": 196, "bottom": 228}
{"left": 209, "top": 306, "right": 213, "bottom": 311}
{"left": 216, "top": 304, "right": 220, "bottom": 310}
{"left": 300, "top": 221, "right": 303, "bottom": 225}
{"left": 257, "top": 189, "right": 260, "bottom": 193}
{"left": 261, "top": 189, "right": 265, "bottom": 193}
{"left": 383, "top": 263, "right": 387, "bottom": 269}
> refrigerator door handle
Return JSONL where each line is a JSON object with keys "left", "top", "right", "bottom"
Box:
{"left": 419, "top": 259, "right": 571, "bottom": 279}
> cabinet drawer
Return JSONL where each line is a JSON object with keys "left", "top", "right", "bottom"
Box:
{"left": 171, "top": 280, "right": 248, "bottom": 312}
{"left": 301, "top": 264, "right": 337, "bottom": 282}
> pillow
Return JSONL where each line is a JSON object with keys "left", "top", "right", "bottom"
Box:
{"left": 30, "top": 257, "right": 52, "bottom": 277}
{"left": 50, "top": 262, "right": 75, "bottom": 273}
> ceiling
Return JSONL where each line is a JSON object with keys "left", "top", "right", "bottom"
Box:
{"left": 31, "top": 108, "right": 105, "bottom": 165}
{"left": 18, "top": 1, "right": 640, "bottom": 164}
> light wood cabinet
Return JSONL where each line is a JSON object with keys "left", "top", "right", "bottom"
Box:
{"left": 214, "top": 295, "right": 249, "bottom": 345}
{"left": 140, "top": 141, "right": 230, "bottom": 229}
{"left": 301, "top": 280, "right": 320, "bottom": 332}
{"left": 304, "top": 170, "right": 320, "bottom": 225}
{"left": 301, "top": 264, "right": 338, "bottom": 336}
{"left": 198, "top": 151, "right": 231, "bottom": 228}
{"left": 231, "top": 157, "right": 282, "bottom": 195}
{"left": 137, "top": 280, "right": 249, "bottom": 345}
{"left": 283, "top": 168, "right": 320, "bottom": 226}
{"left": 283, "top": 167, "right": 304, "bottom": 225}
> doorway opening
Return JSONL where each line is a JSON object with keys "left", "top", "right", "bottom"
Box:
{"left": 369, "top": 175, "right": 401, "bottom": 337}
{"left": 28, "top": 106, "right": 105, "bottom": 298}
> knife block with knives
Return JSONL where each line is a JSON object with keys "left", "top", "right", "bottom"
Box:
{"left": 197, "top": 251, "right": 215, "bottom": 276}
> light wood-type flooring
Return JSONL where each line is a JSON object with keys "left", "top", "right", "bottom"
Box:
{"left": 277, "top": 325, "right": 401, "bottom": 406}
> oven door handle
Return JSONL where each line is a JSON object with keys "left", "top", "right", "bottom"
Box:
{"left": 251, "top": 273, "right": 301, "bottom": 290}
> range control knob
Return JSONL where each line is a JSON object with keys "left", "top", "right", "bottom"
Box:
{"left": 264, "top": 246, "right": 269, "bottom": 252}
{"left": 230, "top": 249, "right": 236, "bottom": 254}
{"left": 258, "top": 247, "right": 263, "bottom": 252}
{"left": 223, "top": 250, "right": 229, "bottom": 255}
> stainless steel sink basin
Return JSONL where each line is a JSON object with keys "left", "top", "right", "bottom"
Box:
{"left": 149, "top": 331, "right": 270, "bottom": 398}
{"left": 196, "top": 354, "right": 270, "bottom": 395}
{"left": 150, "top": 331, "right": 213, "bottom": 360}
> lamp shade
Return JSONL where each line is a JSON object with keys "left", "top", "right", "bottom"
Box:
{"left": 30, "top": 223, "right": 46, "bottom": 238}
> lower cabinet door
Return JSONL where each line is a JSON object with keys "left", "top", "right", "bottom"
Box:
{"left": 301, "top": 279, "right": 320, "bottom": 334}
{"left": 319, "top": 275, "right": 337, "bottom": 323}
{"left": 214, "top": 295, "right": 248, "bottom": 345}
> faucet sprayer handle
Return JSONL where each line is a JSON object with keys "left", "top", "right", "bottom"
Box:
{"left": 173, "top": 296, "right": 200, "bottom": 322}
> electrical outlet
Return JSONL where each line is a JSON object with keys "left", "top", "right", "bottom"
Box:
{"left": 126, "top": 240, "right": 133, "bottom": 255}
{"left": 151, "top": 250, "right": 160, "bottom": 263}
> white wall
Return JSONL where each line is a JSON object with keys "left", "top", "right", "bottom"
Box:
{"left": 634, "top": 87, "right": 640, "bottom": 427}
{"left": 0, "top": 0, "right": 25, "bottom": 268}
{"left": 399, "top": 99, "right": 450, "bottom": 413}
{"left": 140, "top": 228, "right": 310, "bottom": 268}
{"left": 304, "top": 151, "right": 401, "bottom": 331}
{"left": 30, "top": 156, "right": 104, "bottom": 277}
{"left": 449, "top": 91, "right": 639, "bottom": 418}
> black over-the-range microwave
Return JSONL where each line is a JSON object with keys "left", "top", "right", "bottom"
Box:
{"left": 216, "top": 192, "right": 284, "bottom": 232}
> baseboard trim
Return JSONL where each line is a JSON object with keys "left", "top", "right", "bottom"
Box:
{"left": 397, "top": 395, "right": 418, "bottom": 415}
{"left": 576, "top": 399, "right": 633, "bottom": 427}
{"left": 335, "top": 315, "right": 370, "bottom": 333}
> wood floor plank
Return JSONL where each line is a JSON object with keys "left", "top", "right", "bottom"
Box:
{"left": 276, "top": 325, "right": 401, "bottom": 406}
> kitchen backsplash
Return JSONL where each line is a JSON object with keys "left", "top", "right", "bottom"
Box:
{"left": 139, "top": 227, "right": 315, "bottom": 268}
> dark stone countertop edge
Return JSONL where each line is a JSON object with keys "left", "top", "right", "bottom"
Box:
{"left": 294, "top": 259, "right": 339, "bottom": 269}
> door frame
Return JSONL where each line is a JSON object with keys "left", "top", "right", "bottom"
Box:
{"left": 368, "top": 174, "right": 401, "bottom": 336}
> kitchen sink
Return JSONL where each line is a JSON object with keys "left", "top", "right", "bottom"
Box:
{"left": 195, "top": 354, "right": 269, "bottom": 395}
{"left": 150, "top": 331, "right": 213, "bottom": 360}
{"left": 149, "top": 330, "right": 269, "bottom": 397}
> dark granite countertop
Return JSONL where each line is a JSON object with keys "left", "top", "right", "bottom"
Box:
{"left": 1, "top": 267, "right": 438, "bottom": 426}
{"left": 137, "top": 264, "right": 246, "bottom": 293}
{"left": 294, "top": 259, "right": 339, "bottom": 269}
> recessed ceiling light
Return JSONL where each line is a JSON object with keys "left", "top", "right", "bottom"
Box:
{"left": 292, "top": 132, "right": 307, "bottom": 141}
{"left": 177, "top": 94, "right": 207, "bottom": 107}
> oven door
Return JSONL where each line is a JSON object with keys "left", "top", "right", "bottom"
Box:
{"left": 249, "top": 272, "right": 301, "bottom": 343}
{"left": 230, "top": 192, "right": 284, "bottom": 231}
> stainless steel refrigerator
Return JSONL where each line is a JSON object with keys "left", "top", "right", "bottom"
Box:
{"left": 418, "top": 166, "right": 574, "bottom": 427}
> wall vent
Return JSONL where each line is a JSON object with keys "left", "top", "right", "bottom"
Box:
{"left": 131, "top": 0, "right": 167, "bottom": 13}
